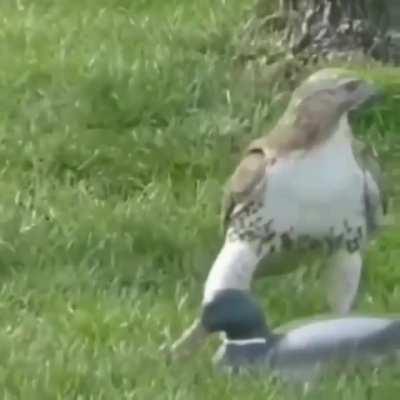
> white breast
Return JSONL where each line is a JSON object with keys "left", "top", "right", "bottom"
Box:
{"left": 263, "top": 117, "right": 365, "bottom": 235}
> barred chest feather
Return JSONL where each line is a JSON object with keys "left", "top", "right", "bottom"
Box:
{"left": 228, "top": 118, "right": 367, "bottom": 257}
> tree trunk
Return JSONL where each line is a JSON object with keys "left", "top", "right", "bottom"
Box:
{"left": 253, "top": 0, "right": 400, "bottom": 64}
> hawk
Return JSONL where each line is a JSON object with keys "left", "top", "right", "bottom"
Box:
{"left": 171, "top": 68, "right": 386, "bottom": 360}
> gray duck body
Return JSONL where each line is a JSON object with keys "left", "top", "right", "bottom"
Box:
{"left": 210, "top": 290, "right": 400, "bottom": 382}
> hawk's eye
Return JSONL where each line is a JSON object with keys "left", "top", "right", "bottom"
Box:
{"left": 344, "top": 80, "right": 361, "bottom": 92}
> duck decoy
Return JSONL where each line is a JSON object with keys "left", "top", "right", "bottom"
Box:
{"left": 208, "top": 290, "right": 400, "bottom": 382}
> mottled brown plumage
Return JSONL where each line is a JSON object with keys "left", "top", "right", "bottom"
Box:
{"left": 221, "top": 69, "right": 386, "bottom": 234}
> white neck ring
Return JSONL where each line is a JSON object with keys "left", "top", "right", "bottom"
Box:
{"left": 224, "top": 337, "right": 267, "bottom": 345}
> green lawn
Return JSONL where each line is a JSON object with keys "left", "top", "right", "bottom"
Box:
{"left": 0, "top": 0, "right": 400, "bottom": 398}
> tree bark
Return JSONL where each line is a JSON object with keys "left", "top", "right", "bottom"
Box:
{"left": 253, "top": 0, "right": 400, "bottom": 64}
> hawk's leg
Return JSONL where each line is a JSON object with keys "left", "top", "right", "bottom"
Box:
{"left": 203, "top": 239, "right": 263, "bottom": 304}
{"left": 323, "top": 248, "right": 363, "bottom": 314}
{"left": 171, "top": 238, "right": 269, "bottom": 360}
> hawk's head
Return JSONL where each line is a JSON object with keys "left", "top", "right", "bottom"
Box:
{"left": 291, "top": 68, "right": 383, "bottom": 114}
{"left": 272, "top": 68, "right": 384, "bottom": 151}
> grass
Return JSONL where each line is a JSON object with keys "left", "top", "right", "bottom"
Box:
{"left": 0, "top": 0, "right": 399, "bottom": 398}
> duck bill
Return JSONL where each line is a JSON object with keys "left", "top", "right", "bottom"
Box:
{"left": 170, "top": 319, "right": 210, "bottom": 360}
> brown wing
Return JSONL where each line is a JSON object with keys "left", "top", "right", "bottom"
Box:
{"left": 353, "top": 138, "right": 387, "bottom": 210}
{"left": 221, "top": 148, "right": 268, "bottom": 231}
{"left": 352, "top": 137, "right": 387, "bottom": 232}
